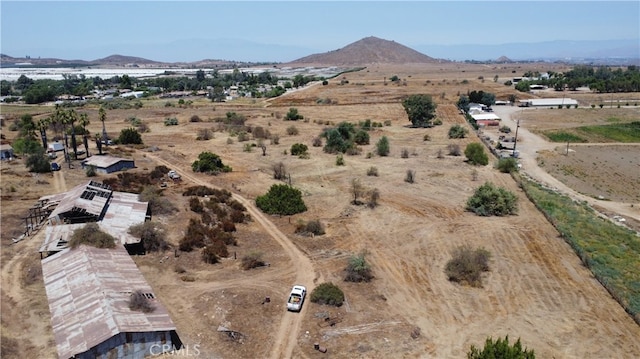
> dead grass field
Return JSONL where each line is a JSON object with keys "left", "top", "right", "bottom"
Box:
{"left": 2, "top": 62, "right": 640, "bottom": 358}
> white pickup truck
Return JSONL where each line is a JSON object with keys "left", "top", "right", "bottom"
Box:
{"left": 167, "top": 170, "right": 181, "bottom": 180}
{"left": 287, "top": 285, "right": 307, "bottom": 312}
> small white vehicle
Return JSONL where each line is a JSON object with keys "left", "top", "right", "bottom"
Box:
{"left": 287, "top": 285, "right": 307, "bottom": 312}
{"left": 167, "top": 170, "right": 181, "bottom": 180}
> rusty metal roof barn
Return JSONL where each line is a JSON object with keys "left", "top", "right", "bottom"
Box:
{"left": 45, "top": 181, "right": 114, "bottom": 225}
{"left": 42, "top": 245, "right": 181, "bottom": 358}
{"left": 38, "top": 181, "right": 149, "bottom": 254}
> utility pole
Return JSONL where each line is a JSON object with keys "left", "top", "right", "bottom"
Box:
{"left": 512, "top": 118, "right": 520, "bottom": 157}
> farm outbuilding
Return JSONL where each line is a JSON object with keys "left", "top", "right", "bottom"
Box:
{"left": 42, "top": 245, "right": 182, "bottom": 358}
{"left": 471, "top": 113, "right": 501, "bottom": 121}
{"left": 81, "top": 155, "right": 135, "bottom": 174}
{"left": 0, "top": 144, "right": 14, "bottom": 160}
{"left": 519, "top": 98, "right": 579, "bottom": 107}
{"left": 48, "top": 142, "right": 65, "bottom": 153}
{"left": 38, "top": 181, "right": 150, "bottom": 256}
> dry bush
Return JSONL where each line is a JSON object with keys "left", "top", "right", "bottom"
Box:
{"left": 196, "top": 128, "right": 213, "bottom": 140}
{"left": 140, "top": 186, "right": 178, "bottom": 215}
{"left": 447, "top": 144, "right": 461, "bottom": 156}
{"left": 241, "top": 251, "right": 266, "bottom": 270}
{"left": 445, "top": 246, "right": 491, "bottom": 287}
{"left": 295, "top": 219, "right": 325, "bottom": 236}
{"left": 202, "top": 246, "right": 220, "bottom": 264}
{"left": 368, "top": 188, "right": 380, "bottom": 208}
{"left": 312, "top": 136, "right": 322, "bottom": 147}
{"left": 190, "top": 115, "right": 202, "bottom": 122}
{"left": 401, "top": 148, "right": 409, "bottom": 158}
{"left": 344, "top": 252, "right": 374, "bottom": 282}
{"left": 273, "top": 162, "right": 287, "bottom": 180}
{"left": 253, "top": 126, "right": 267, "bottom": 139}
{"left": 367, "top": 166, "right": 379, "bottom": 176}
{"left": 129, "top": 290, "right": 155, "bottom": 313}
{"left": 286, "top": 125, "right": 299, "bottom": 135}
{"left": 69, "top": 223, "right": 116, "bottom": 249}
{"left": 189, "top": 197, "right": 204, "bottom": 213}
{"left": 128, "top": 221, "right": 169, "bottom": 253}
{"left": 405, "top": 169, "right": 416, "bottom": 183}
{"left": 21, "top": 256, "right": 43, "bottom": 286}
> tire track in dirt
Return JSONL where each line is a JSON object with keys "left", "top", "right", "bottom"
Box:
{"left": 144, "top": 152, "right": 318, "bottom": 359}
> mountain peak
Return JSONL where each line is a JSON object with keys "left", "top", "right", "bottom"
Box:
{"left": 290, "top": 36, "right": 442, "bottom": 65}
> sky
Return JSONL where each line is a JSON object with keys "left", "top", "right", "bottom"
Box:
{"left": 1, "top": 1, "right": 639, "bottom": 62}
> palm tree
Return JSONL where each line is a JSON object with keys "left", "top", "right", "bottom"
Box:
{"left": 99, "top": 106, "right": 108, "bottom": 142}
{"left": 64, "top": 109, "right": 79, "bottom": 160}
{"left": 36, "top": 118, "right": 50, "bottom": 150}
{"left": 79, "top": 113, "right": 90, "bottom": 156}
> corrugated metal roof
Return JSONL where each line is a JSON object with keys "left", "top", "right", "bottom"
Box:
{"left": 0, "top": 144, "right": 13, "bottom": 151}
{"left": 42, "top": 245, "right": 176, "bottom": 359}
{"left": 40, "top": 182, "right": 149, "bottom": 252}
{"left": 471, "top": 113, "right": 501, "bottom": 121}
{"left": 48, "top": 181, "right": 113, "bottom": 222}
{"left": 82, "top": 155, "right": 133, "bottom": 169}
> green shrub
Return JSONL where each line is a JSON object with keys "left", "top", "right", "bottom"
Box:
{"left": 256, "top": 184, "right": 307, "bottom": 215}
{"left": 310, "top": 282, "right": 344, "bottom": 306}
{"left": 466, "top": 182, "right": 518, "bottom": 216}
{"left": 336, "top": 154, "right": 345, "bottom": 166}
{"left": 118, "top": 127, "right": 143, "bottom": 145}
{"left": 464, "top": 143, "right": 488, "bottom": 165}
{"left": 448, "top": 124, "right": 469, "bottom": 139}
{"left": 497, "top": 157, "right": 518, "bottom": 173}
{"left": 290, "top": 143, "right": 308, "bottom": 156}
{"left": 69, "top": 223, "right": 116, "bottom": 249}
{"left": 376, "top": 136, "right": 390, "bottom": 156}
{"left": 164, "top": 117, "right": 178, "bottom": 126}
{"left": 85, "top": 165, "right": 96, "bottom": 177}
{"left": 467, "top": 335, "right": 535, "bottom": 359}
{"left": 284, "top": 107, "right": 303, "bottom": 121}
{"left": 445, "top": 246, "right": 490, "bottom": 287}
{"left": 353, "top": 130, "right": 370, "bottom": 145}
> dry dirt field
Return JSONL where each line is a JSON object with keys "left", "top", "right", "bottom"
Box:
{"left": 2, "top": 63, "right": 640, "bottom": 359}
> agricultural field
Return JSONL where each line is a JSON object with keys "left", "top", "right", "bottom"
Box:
{"left": 2, "top": 62, "right": 640, "bottom": 358}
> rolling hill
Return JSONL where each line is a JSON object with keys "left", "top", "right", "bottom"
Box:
{"left": 289, "top": 36, "right": 444, "bottom": 65}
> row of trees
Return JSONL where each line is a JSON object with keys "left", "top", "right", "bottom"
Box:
{"left": 515, "top": 65, "right": 640, "bottom": 93}
{"left": 1, "top": 68, "right": 323, "bottom": 104}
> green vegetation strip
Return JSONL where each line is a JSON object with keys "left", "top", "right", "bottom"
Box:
{"left": 578, "top": 121, "right": 640, "bottom": 142}
{"left": 544, "top": 131, "right": 587, "bottom": 143}
{"left": 521, "top": 180, "right": 640, "bottom": 324}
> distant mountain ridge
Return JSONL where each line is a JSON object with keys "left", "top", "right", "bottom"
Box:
{"left": 2, "top": 37, "right": 638, "bottom": 67}
{"left": 290, "top": 36, "right": 443, "bottom": 65}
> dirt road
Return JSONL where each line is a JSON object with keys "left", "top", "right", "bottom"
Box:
{"left": 492, "top": 105, "right": 640, "bottom": 224}
{"left": 144, "top": 152, "right": 318, "bottom": 359}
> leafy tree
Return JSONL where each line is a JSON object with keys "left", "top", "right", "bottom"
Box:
{"left": 402, "top": 94, "right": 437, "bottom": 127}
{"left": 468, "top": 90, "right": 496, "bottom": 106}
{"left": 464, "top": 143, "right": 488, "bottom": 166}
{"left": 12, "top": 137, "right": 42, "bottom": 156}
{"left": 466, "top": 182, "right": 518, "bottom": 216}
{"left": 310, "top": 282, "right": 344, "bottom": 306}
{"left": 457, "top": 95, "right": 470, "bottom": 112}
{"left": 376, "top": 136, "right": 390, "bottom": 156}
{"left": 323, "top": 128, "right": 352, "bottom": 154}
{"left": 448, "top": 124, "right": 469, "bottom": 139}
{"left": 191, "top": 151, "right": 232, "bottom": 174}
{"left": 467, "top": 336, "right": 535, "bottom": 359}
{"left": 26, "top": 150, "right": 51, "bottom": 173}
{"left": 255, "top": 184, "right": 307, "bottom": 215}
{"left": 284, "top": 107, "right": 303, "bottom": 121}
{"left": 118, "top": 127, "right": 143, "bottom": 145}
